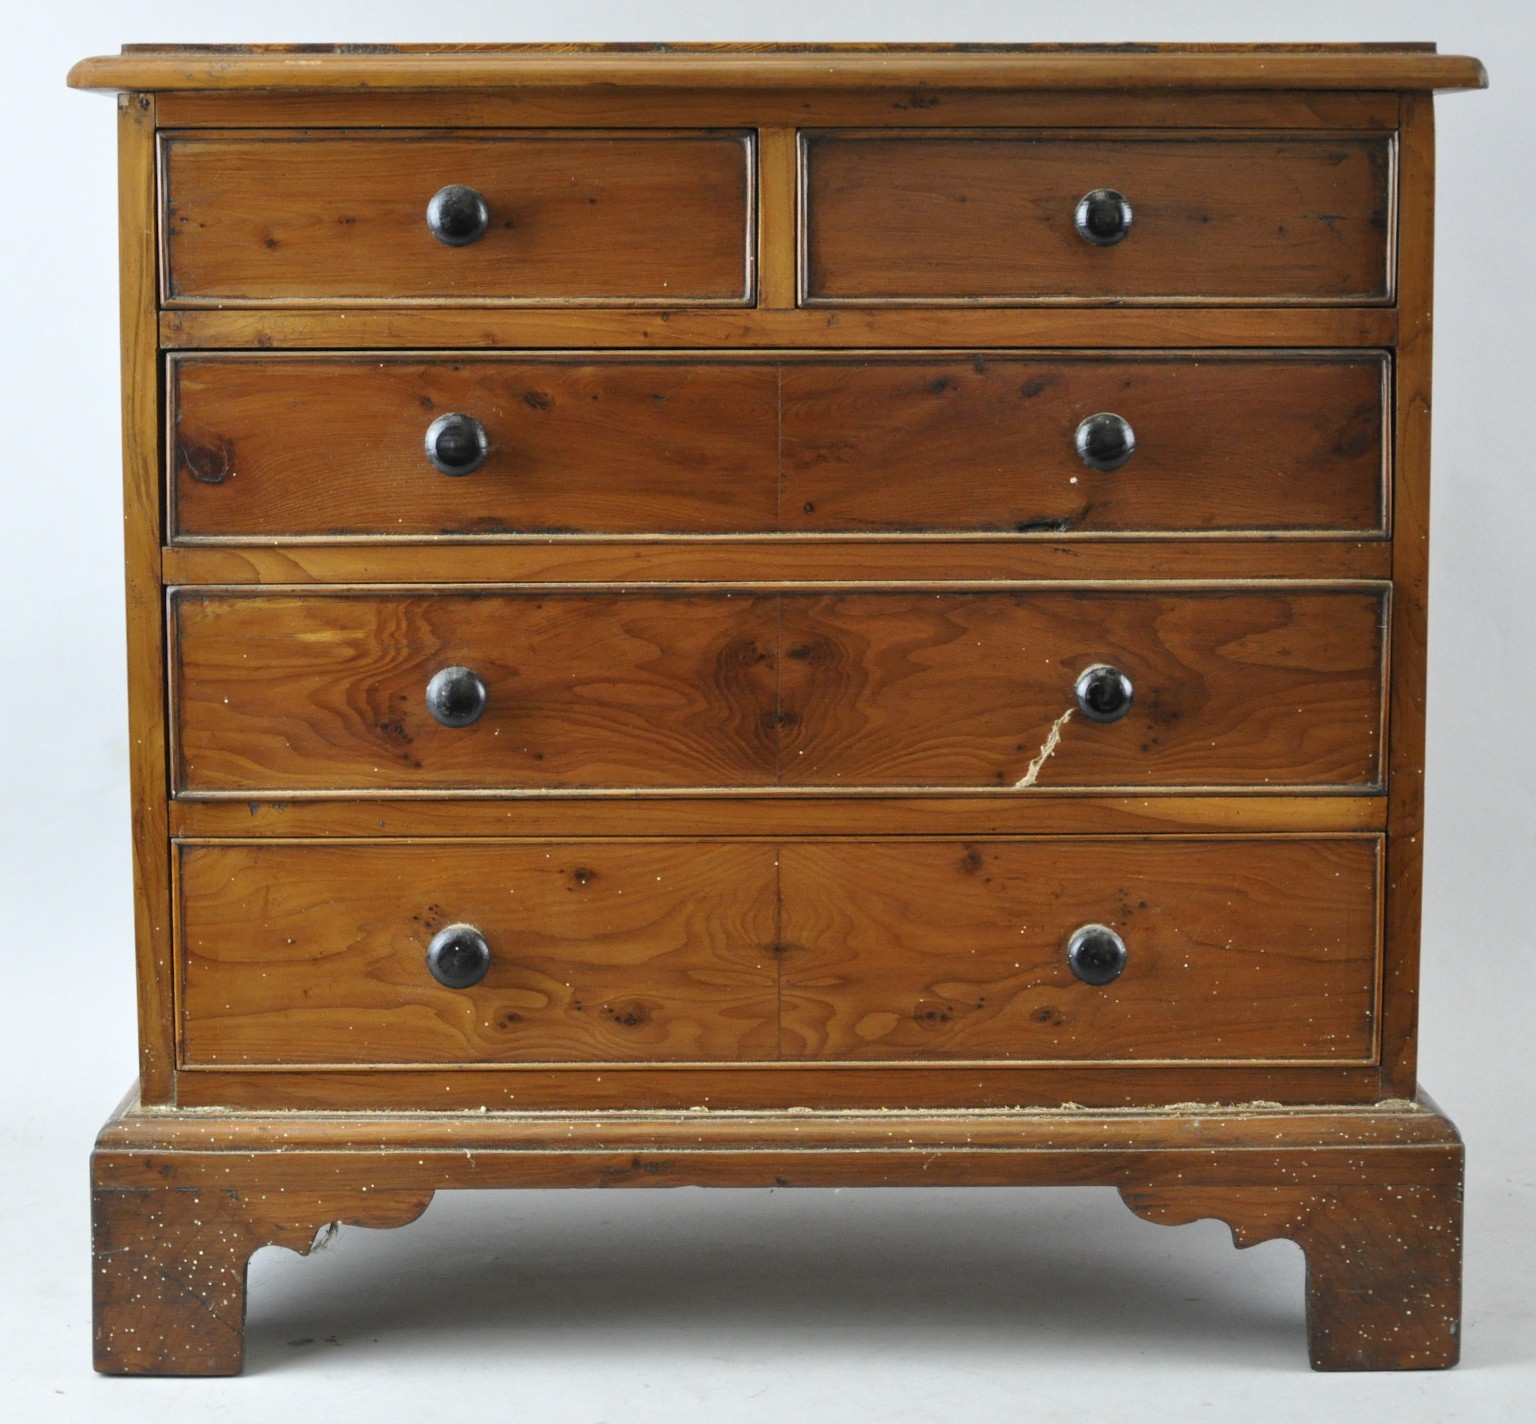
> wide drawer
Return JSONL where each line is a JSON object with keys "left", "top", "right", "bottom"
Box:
{"left": 802, "top": 132, "right": 1393, "bottom": 303}
{"left": 169, "top": 352, "right": 1387, "bottom": 539}
{"left": 170, "top": 587, "right": 1386, "bottom": 794}
{"left": 159, "top": 130, "right": 754, "bottom": 305}
{"left": 177, "top": 837, "right": 1378, "bottom": 1067}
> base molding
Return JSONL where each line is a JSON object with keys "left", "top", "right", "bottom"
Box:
{"left": 91, "top": 1088, "right": 1463, "bottom": 1374}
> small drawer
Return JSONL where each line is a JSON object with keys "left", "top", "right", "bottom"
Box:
{"left": 177, "top": 840, "right": 781, "bottom": 1066}
{"left": 802, "top": 131, "right": 1393, "bottom": 304}
{"left": 160, "top": 130, "right": 754, "bottom": 305}
{"left": 171, "top": 586, "right": 1385, "bottom": 795}
{"left": 176, "top": 836, "right": 1377, "bottom": 1068}
{"left": 168, "top": 352, "right": 1386, "bottom": 541}
{"left": 778, "top": 837, "right": 1379, "bottom": 1062}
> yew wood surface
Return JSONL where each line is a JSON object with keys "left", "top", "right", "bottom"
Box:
{"left": 171, "top": 1063, "right": 1391, "bottom": 1113}
{"left": 170, "top": 586, "right": 1386, "bottom": 794}
{"left": 161, "top": 541, "right": 1395, "bottom": 588}
{"left": 1380, "top": 94, "right": 1436, "bottom": 1096}
{"left": 1123, "top": 1181, "right": 1462, "bottom": 1369}
{"left": 161, "top": 131, "right": 754, "bottom": 305}
{"left": 170, "top": 356, "right": 782, "bottom": 538}
{"left": 89, "top": 1092, "right": 1464, "bottom": 1373}
{"left": 93, "top": 1181, "right": 432, "bottom": 1375}
{"left": 176, "top": 835, "right": 1376, "bottom": 1069}
{"left": 169, "top": 352, "right": 1387, "bottom": 540}
{"left": 179, "top": 840, "right": 779, "bottom": 1065}
{"left": 169, "top": 794, "right": 1387, "bottom": 841}
{"left": 116, "top": 95, "right": 176, "bottom": 1098}
{"left": 144, "top": 88, "right": 1406, "bottom": 134}
{"left": 158, "top": 305, "right": 1400, "bottom": 352}
{"left": 803, "top": 133, "right": 1392, "bottom": 304}
{"left": 777, "top": 838, "right": 1378, "bottom": 1062}
{"left": 778, "top": 354, "right": 1386, "bottom": 534}
{"left": 777, "top": 587, "right": 1386, "bottom": 790}
{"left": 95, "top": 1093, "right": 1465, "bottom": 1158}
{"left": 171, "top": 590, "right": 779, "bottom": 793}
{"left": 67, "top": 43, "right": 1489, "bottom": 94}
{"left": 69, "top": 44, "right": 1474, "bottom": 1382}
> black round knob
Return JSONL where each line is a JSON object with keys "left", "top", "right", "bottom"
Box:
{"left": 1074, "top": 188, "right": 1133, "bottom": 247}
{"left": 426, "top": 923, "right": 492, "bottom": 989}
{"left": 1074, "top": 664, "right": 1134, "bottom": 724}
{"left": 424, "top": 413, "right": 488, "bottom": 476}
{"left": 1075, "top": 412, "right": 1136, "bottom": 473}
{"left": 425, "top": 666, "right": 488, "bottom": 728}
{"left": 426, "top": 184, "right": 490, "bottom": 246}
{"left": 1067, "top": 924, "right": 1128, "bottom": 986}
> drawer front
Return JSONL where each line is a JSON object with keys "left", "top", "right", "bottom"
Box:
{"left": 803, "top": 133, "right": 1392, "bottom": 303}
{"left": 171, "top": 591, "right": 779, "bottom": 794}
{"left": 171, "top": 357, "right": 782, "bottom": 539}
{"left": 170, "top": 353, "right": 1386, "bottom": 540}
{"left": 172, "top": 587, "right": 1384, "bottom": 794}
{"left": 777, "top": 588, "right": 1386, "bottom": 789}
{"left": 779, "top": 353, "right": 1385, "bottom": 534}
{"left": 178, "top": 841, "right": 781, "bottom": 1066}
{"left": 778, "top": 838, "right": 1379, "bottom": 1062}
{"left": 177, "top": 836, "right": 1377, "bottom": 1068}
{"left": 160, "top": 131, "right": 754, "bottom": 305}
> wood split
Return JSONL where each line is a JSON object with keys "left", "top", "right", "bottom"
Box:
{"left": 1015, "top": 706, "right": 1074, "bottom": 788}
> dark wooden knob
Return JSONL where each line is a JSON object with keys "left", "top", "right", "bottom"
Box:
{"left": 1067, "top": 924, "right": 1128, "bottom": 986}
{"left": 424, "top": 413, "right": 488, "bottom": 476}
{"left": 425, "top": 666, "right": 487, "bottom": 728}
{"left": 426, "top": 184, "right": 490, "bottom": 246}
{"left": 426, "top": 924, "right": 492, "bottom": 989}
{"left": 1075, "top": 412, "right": 1136, "bottom": 472}
{"left": 1074, "top": 188, "right": 1133, "bottom": 246}
{"left": 1074, "top": 663, "right": 1134, "bottom": 724}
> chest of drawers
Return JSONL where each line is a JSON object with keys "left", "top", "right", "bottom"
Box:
{"left": 71, "top": 42, "right": 1485, "bottom": 1376}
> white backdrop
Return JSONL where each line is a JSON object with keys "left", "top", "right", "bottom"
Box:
{"left": 2, "top": 3, "right": 1530, "bottom": 1420}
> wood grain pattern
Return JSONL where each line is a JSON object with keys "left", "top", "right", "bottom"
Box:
{"left": 148, "top": 87, "right": 1406, "bottom": 134}
{"left": 171, "top": 590, "right": 778, "bottom": 793}
{"left": 93, "top": 1182, "right": 432, "bottom": 1375}
{"left": 169, "top": 352, "right": 1386, "bottom": 540}
{"left": 170, "top": 794, "right": 1389, "bottom": 842}
{"left": 779, "top": 838, "right": 1378, "bottom": 1061}
{"left": 804, "top": 133, "right": 1393, "bottom": 303}
{"left": 73, "top": 43, "right": 1481, "bottom": 1377}
{"left": 161, "top": 542, "right": 1396, "bottom": 589}
{"left": 178, "top": 841, "right": 779, "bottom": 1065}
{"left": 158, "top": 305, "right": 1400, "bottom": 351}
{"left": 1123, "top": 1181, "right": 1462, "bottom": 1369}
{"left": 97, "top": 1094, "right": 1466, "bottom": 1160}
{"left": 171, "top": 587, "right": 1385, "bottom": 794}
{"left": 169, "top": 357, "right": 781, "bottom": 538}
{"left": 115, "top": 95, "right": 176, "bottom": 1102}
{"left": 779, "top": 588, "right": 1386, "bottom": 789}
{"left": 161, "top": 131, "right": 754, "bottom": 305}
{"left": 1381, "top": 95, "right": 1436, "bottom": 1096}
{"left": 172, "top": 1063, "right": 1392, "bottom": 1113}
{"left": 89, "top": 1093, "right": 1463, "bottom": 1373}
{"left": 757, "top": 127, "right": 799, "bottom": 309}
{"left": 178, "top": 835, "right": 1376, "bottom": 1069}
{"left": 67, "top": 44, "right": 1489, "bottom": 94}
{"left": 779, "top": 354, "right": 1386, "bottom": 534}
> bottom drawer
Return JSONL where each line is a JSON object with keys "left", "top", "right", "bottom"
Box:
{"left": 177, "top": 837, "right": 1379, "bottom": 1068}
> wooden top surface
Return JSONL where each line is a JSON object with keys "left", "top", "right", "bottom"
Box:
{"left": 69, "top": 42, "right": 1487, "bottom": 94}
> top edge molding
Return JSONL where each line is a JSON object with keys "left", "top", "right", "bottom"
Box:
{"left": 69, "top": 44, "right": 1488, "bottom": 95}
